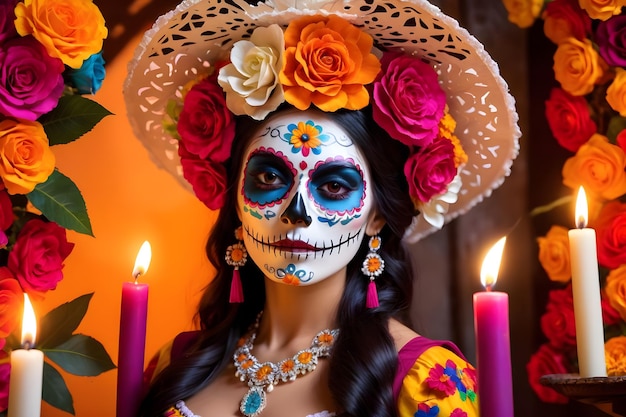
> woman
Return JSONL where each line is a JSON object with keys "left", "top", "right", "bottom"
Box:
{"left": 124, "top": 0, "right": 520, "bottom": 415}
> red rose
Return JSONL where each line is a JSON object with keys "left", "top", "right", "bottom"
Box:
{"left": 8, "top": 219, "right": 74, "bottom": 294}
{"left": 543, "top": 0, "right": 592, "bottom": 43}
{"left": 602, "top": 292, "right": 623, "bottom": 326}
{"left": 545, "top": 88, "right": 596, "bottom": 152}
{"left": 0, "top": 268, "right": 21, "bottom": 338}
{"left": 177, "top": 77, "right": 235, "bottom": 163}
{"left": 595, "top": 201, "right": 626, "bottom": 269}
{"left": 179, "top": 142, "right": 228, "bottom": 210}
{"left": 404, "top": 138, "right": 456, "bottom": 203}
{"left": 617, "top": 128, "right": 626, "bottom": 153}
{"left": 0, "top": 190, "right": 13, "bottom": 231}
{"left": 540, "top": 286, "right": 577, "bottom": 349}
{"left": 526, "top": 343, "right": 570, "bottom": 404}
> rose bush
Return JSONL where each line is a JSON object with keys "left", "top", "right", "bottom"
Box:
{"left": 0, "top": 0, "right": 114, "bottom": 414}
{"left": 503, "top": 0, "right": 626, "bottom": 404}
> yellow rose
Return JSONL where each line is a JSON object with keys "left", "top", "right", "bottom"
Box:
{"left": 502, "top": 0, "right": 543, "bottom": 28}
{"left": 562, "top": 134, "right": 626, "bottom": 201}
{"left": 14, "top": 0, "right": 108, "bottom": 69}
{"left": 0, "top": 119, "right": 55, "bottom": 194}
{"left": 607, "top": 68, "right": 626, "bottom": 117}
{"left": 579, "top": 0, "right": 626, "bottom": 21}
{"left": 553, "top": 37, "right": 608, "bottom": 96}
{"left": 537, "top": 225, "right": 571, "bottom": 283}
{"left": 605, "top": 336, "right": 626, "bottom": 376}
{"left": 605, "top": 265, "right": 626, "bottom": 322}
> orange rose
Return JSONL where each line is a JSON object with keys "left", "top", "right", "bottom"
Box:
{"left": 502, "top": 0, "right": 543, "bottom": 28}
{"left": 605, "top": 336, "right": 626, "bottom": 376}
{"left": 537, "top": 225, "right": 571, "bottom": 283}
{"left": 579, "top": 0, "right": 626, "bottom": 21}
{"left": 553, "top": 37, "right": 608, "bottom": 96}
{"left": 0, "top": 119, "right": 55, "bottom": 194}
{"left": 14, "top": 0, "right": 108, "bottom": 69}
{"left": 280, "top": 15, "right": 380, "bottom": 112}
{"left": 607, "top": 67, "right": 626, "bottom": 117}
{"left": 562, "top": 134, "right": 626, "bottom": 200}
{"left": 605, "top": 265, "right": 626, "bottom": 322}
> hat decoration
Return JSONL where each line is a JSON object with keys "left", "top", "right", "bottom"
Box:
{"left": 124, "top": 0, "right": 521, "bottom": 242}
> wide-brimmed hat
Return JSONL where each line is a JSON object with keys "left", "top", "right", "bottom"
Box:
{"left": 124, "top": 0, "right": 520, "bottom": 242}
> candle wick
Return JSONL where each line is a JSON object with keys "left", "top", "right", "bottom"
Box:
{"left": 22, "top": 340, "right": 32, "bottom": 350}
{"left": 485, "top": 284, "right": 493, "bottom": 292}
{"left": 132, "top": 272, "right": 141, "bottom": 283}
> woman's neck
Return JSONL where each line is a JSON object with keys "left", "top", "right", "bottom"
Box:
{"left": 254, "top": 269, "right": 345, "bottom": 356}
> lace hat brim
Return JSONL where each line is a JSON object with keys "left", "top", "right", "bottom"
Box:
{"left": 123, "top": 0, "right": 521, "bottom": 242}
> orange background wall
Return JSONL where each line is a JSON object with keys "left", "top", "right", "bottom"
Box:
{"left": 36, "top": 36, "right": 216, "bottom": 416}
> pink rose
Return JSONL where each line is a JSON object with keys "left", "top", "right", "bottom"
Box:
{"left": 542, "top": 0, "right": 592, "bottom": 44}
{"left": 0, "top": 190, "right": 13, "bottom": 231}
{"left": 596, "top": 15, "right": 626, "bottom": 67}
{"left": 0, "top": 268, "right": 21, "bottom": 338}
{"left": 404, "top": 138, "right": 456, "bottom": 203}
{"left": 0, "top": 36, "right": 65, "bottom": 121}
{"left": 372, "top": 52, "right": 446, "bottom": 147}
{"left": 544, "top": 88, "right": 596, "bottom": 152}
{"left": 595, "top": 201, "right": 626, "bottom": 269}
{"left": 177, "top": 77, "right": 235, "bottom": 163}
{"left": 8, "top": 219, "right": 74, "bottom": 294}
{"left": 179, "top": 142, "right": 228, "bottom": 210}
{"left": 0, "top": 0, "right": 18, "bottom": 45}
{"left": 0, "top": 350, "right": 9, "bottom": 411}
{"left": 617, "top": 129, "right": 626, "bottom": 153}
{"left": 540, "top": 286, "right": 577, "bottom": 349}
{"left": 526, "top": 343, "right": 570, "bottom": 404}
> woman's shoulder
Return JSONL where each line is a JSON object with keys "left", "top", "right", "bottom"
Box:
{"left": 388, "top": 320, "right": 479, "bottom": 417}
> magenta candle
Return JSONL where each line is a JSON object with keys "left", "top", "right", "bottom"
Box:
{"left": 116, "top": 241, "right": 151, "bottom": 417}
{"left": 473, "top": 237, "right": 514, "bottom": 417}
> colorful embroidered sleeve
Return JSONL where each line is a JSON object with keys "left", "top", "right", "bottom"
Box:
{"left": 396, "top": 346, "right": 479, "bottom": 417}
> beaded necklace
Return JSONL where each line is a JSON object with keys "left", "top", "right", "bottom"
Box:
{"left": 233, "top": 314, "right": 339, "bottom": 417}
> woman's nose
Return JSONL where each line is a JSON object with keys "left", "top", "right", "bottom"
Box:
{"left": 280, "top": 192, "right": 312, "bottom": 226}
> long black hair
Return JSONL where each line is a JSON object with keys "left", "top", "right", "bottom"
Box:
{"left": 139, "top": 106, "right": 416, "bottom": 417}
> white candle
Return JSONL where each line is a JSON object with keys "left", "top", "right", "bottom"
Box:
{"left": 8, "top": 293, "right": 44, "bottom": 417}
{"left": 568, "top": 186, "right": 606, "bottom": 377}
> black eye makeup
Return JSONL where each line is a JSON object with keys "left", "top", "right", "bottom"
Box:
{"left": 243, "top": 150, "right": 295, "bottom": 206}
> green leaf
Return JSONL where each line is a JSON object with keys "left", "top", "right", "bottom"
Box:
{"left": 606, "top": 115, "right": 626, "bottom": 144}
{"left": 44, "top": 334, "right": 116, "bottom": 376}
{"left": 38, "top": 95, "right": 113, "bottom": 146}
{"left": 27, "top": 169, "right": 93, "bottom": 236}
{"left": 42, "top": 361, "right": 75, "bottom": 415}
{"left": 38, "top": 293, "right": 93, "bottom": 349}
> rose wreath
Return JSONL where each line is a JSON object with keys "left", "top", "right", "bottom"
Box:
{"left": 0, "top": 0, "right": 115, "bottom": 415}
{"left": 502, "top": 0, "right": 626, "bottom": 404}
{"left": 161, "top": 14, "right": 468, "bottom": 234}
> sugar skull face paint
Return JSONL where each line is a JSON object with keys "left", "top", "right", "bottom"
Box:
{"left": 237, "top": 110, "right": 374, "bottom": 286}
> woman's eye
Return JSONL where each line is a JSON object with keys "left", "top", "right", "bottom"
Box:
{"left": 318, "top": 181, "right": 350, "bottom": 199}
{"left": 255, "top": 171, "right": 285, "bottom": 189}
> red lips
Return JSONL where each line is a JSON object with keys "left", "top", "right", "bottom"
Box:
{"left": 270, "top": 239, "right": 319, "bottom": 252}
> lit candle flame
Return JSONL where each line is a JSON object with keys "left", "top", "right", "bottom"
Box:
{"left": 480, "top": 236, "right": 507, "bottom": 291}
{"left": 21, "top": 293, "right": 37, "bottom": 348}
{"left": 575, "top": 186, "right": 588, "bottom": 229}
{"left": 132, "top": 241, "right": 152, "bottom": 282}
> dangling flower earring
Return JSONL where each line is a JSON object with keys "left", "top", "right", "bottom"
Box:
{"left": 361, "top": 235, "right": 384, "bottom": 308}
{"left": 226, "top": 226, "right": 248, "bottom": 303}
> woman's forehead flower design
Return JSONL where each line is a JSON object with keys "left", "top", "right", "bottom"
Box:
{"left": 285, "top": 120, "right": 329, "bottom": 156}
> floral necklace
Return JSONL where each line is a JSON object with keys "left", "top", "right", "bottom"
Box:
{"left": 233, "top": 314, "right": 339, "bottom": 417}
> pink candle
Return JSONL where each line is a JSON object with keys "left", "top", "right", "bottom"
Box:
{"left": 116, "top": 241, "right": 151, "bottom": 417}
{"left": 473, "top": 237, "right": 514, "bottom": 417}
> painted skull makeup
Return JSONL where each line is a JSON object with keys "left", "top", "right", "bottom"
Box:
{"left": 237, "top": 110, "right": 375, "bottom": 286}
